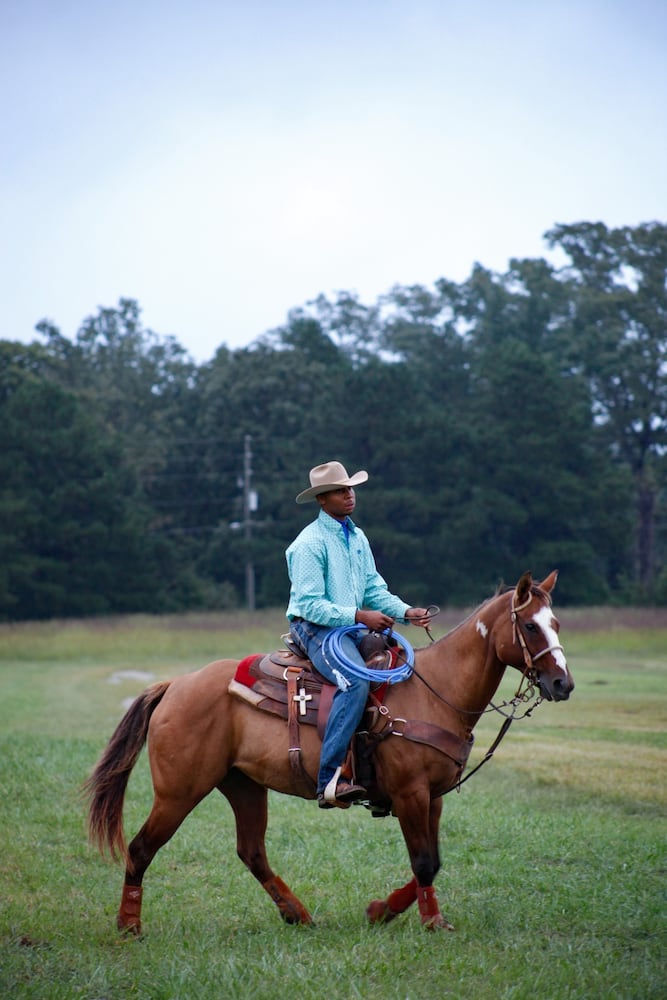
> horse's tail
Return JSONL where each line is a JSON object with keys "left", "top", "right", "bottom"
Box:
{"left": 83, "top": 681, "right": 171, "bottom": 864}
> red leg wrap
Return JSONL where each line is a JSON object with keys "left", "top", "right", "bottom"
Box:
{"left": 117, "top": 884, "right": 143, "bottom": 935}
{"left": 416, "top": 884, "right": 454, "bottom": 931}
{"left": 387, "top": 877, "right": 418, "bottom": 914}
{"left": 366, "top": 877, "right": 417, "bottom": 924}
{"left": 417, "top": 885, "right": 441, "bottom": 927}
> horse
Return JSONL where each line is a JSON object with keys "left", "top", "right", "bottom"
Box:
{"left": 85, "top": 570, "right": 574, "bottom": 934}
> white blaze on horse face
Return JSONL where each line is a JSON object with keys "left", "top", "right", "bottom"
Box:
{"left": 533, "top": 606, "right": 568, "bottom": 674}
{"left": 476, "top": 619, "right": 488, "bottom": 638}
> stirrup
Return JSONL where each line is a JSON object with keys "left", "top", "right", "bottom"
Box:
{"left": 322, "top": 767, "right": 342, "bottom": 805}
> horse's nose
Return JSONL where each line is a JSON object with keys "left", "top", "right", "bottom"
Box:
{"left": 552, "top": 675, "right": 574, "bottom": 701}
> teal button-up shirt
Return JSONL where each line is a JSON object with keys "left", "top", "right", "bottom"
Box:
{"left": 285, "top": 509, "right": 410, "bottom": 627}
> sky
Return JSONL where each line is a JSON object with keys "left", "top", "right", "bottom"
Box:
{"left": 2, "top": 0, "right": 666, "bottom": 363}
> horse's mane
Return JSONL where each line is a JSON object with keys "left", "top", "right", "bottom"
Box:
{"left": 441, "top": 580, "right": 551, "bottom": 640}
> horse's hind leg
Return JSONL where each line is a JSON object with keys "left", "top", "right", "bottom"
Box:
{"left": 118, "top": 795, "right": 199, "bottom": 935}
{"left": 219, "top": 769, "right": 314, "bottom": 926}
{"left": 366, "top": 876, "right": 418, "bottom": 924}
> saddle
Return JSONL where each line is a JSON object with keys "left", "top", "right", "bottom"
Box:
{"left": 228, "top": 635, "right": 397, "bottom": 805}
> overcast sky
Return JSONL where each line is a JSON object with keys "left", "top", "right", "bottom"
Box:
{"left": 2, "top": 0, "right": 665, "bottom": 363}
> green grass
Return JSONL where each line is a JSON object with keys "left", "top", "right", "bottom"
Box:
{"left": 1, "top": 608, "right": 665, "bottom": 999}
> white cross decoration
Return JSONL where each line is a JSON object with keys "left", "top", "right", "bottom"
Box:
{"left": 293, "top": 686, "right": 312, "bottom": 716}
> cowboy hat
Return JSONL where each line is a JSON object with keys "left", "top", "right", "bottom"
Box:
{"left": 295, "top": 461, "right": 369, "bottom": 503}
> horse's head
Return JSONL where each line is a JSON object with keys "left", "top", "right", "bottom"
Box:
{"left": 503, "top": 570, "right": 574, "bottom": 702}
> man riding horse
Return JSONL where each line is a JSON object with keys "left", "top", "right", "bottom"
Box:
{"left": 286, "top": 461, "right": 431, "bottom": 808}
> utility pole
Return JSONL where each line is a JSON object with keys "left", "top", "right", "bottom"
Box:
{"left": 243, "top": 434, "right": 256, "bottom": 612}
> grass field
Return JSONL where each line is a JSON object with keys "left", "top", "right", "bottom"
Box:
{"left": 1, "top": 606, "right": 665, "bottom": 999}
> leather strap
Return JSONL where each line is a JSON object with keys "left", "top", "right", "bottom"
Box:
{"left": 286, "top": 667, "right": 317, "bottom": 795}
{"left": 393, "top": 719, "right": 474, "bottom": 768}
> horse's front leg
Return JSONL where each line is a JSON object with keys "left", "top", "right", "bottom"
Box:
{"left": 415, "top": 795, "right": 453, "bottom": 930}
{"left": 368, "top": 792, "right": 453, "bottom": 931}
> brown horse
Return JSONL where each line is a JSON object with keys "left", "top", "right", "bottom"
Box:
{"left": 85, "top": 570, "right": 574, "bottom": 934}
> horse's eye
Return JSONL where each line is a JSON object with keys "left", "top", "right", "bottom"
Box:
{"left": 525, "top": 622, "right": 538, "bottom": 633}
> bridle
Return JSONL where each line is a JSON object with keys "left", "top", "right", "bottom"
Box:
{"left": 510, "top": 587, "right": 565, "bottom": 687}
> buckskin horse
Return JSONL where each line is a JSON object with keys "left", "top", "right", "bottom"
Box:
{"left": 85, "top": 570, "right": 574, "bottom": 933}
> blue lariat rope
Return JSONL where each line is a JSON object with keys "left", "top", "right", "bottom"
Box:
{"left": 321, "top": 625, "right": 415, "bottom": 684}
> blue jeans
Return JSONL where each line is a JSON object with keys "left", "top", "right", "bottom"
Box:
{"left": 290, "top": 620, "right": 370, "bottom": 794}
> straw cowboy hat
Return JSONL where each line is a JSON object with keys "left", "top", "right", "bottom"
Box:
{"left": 296, "top": 461, "right": 369, "bottom": 503}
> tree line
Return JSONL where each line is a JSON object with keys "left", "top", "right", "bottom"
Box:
{"left": 1, "top": 221, "right": 665, "bottom": 621}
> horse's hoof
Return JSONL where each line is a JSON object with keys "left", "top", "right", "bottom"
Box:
{"left": 279, "top": 903, "right": 315, "bottom": 926}
{"left": 281, "top": 911, "right": 315, "bottom": 926}
{"left": 117, "top": 917, "right": 142, "bottom": 937}
{"left": 422, "top": 914, "right": 455, "bottom": 931}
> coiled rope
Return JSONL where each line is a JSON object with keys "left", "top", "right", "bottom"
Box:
{"left": 321, "top": 625, "right": 415, "bottom": 684}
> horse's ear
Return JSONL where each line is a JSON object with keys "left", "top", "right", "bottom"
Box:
{"left": 515, "top": 571, "right": 533, "bottom": 604}
{"left": 539, "top": 570, "right": 558, "bottom": 594}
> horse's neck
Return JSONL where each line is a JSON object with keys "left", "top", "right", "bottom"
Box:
{"left": 410, "top": 602, "right": 508, "bottom": 726}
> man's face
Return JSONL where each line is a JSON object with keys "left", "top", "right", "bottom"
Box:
{"left": 317, "top": 486, "right": 356, "bottom": 521}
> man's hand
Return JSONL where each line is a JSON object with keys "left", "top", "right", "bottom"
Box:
{"left": 355, "top": 609, "right": 395, "bottom": 632}
{"left": 405, "top": 607, "right": 431, "bottom": 629}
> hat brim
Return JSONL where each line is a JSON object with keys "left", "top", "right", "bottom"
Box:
{"left": 295, "top": 470, "right": 368, "bottom": 503}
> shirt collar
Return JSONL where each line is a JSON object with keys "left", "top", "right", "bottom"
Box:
{"left": 318, "top": 509, "right": 356, "bottom": 535}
